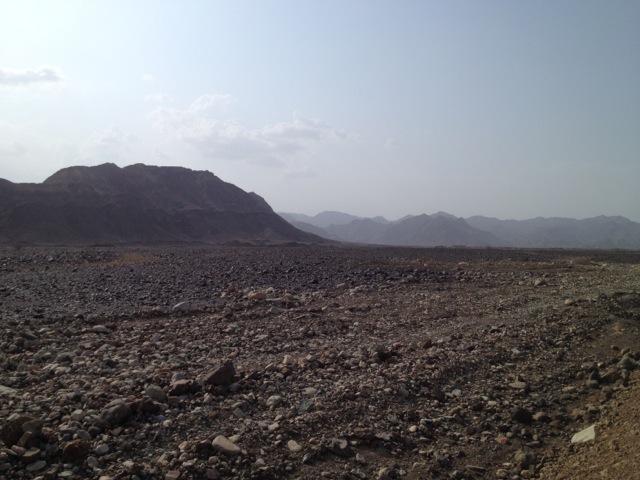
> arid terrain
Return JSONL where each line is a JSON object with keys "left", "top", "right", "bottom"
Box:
{"left": 1, "top": 245, "right": 639, "bottom": 480}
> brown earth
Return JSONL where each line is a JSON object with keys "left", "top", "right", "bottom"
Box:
{"left": 0, "top": 245, "right": 639, "bottom": 480}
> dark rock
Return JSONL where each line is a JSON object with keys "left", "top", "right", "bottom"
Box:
{"left": 511, "top": 406, "right": 533, "bottom": 424}
{"left": 0, "top": 415, "right": 36, "bottom": 447}
{"left": 203, "top": 361, "right": 236, "bottom": 387}
{"left": 168, "top": 379, "right": 199, "bottom": 396}
{"left": 100, "top": 401, "right": 132, "bottom": 427}
{"left": 62, "top": 439, "right": 91, "bottom": 461}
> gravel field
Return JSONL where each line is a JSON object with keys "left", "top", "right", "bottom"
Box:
{"left": 1, "top": 245, "right": 639, "bottom": 480}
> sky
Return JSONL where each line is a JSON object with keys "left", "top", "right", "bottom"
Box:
{"left": 1, "top": 1, "right": 639, "bottom": 222}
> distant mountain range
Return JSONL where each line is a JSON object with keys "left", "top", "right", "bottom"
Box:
{"left": 279, "top": 211, "right": 640, "bottom": 249}
{"left": 0, "top": 163, "right": 323, "bottom": 245}
{"left": 3, "top": 163, "right": 637, "bottom": 249}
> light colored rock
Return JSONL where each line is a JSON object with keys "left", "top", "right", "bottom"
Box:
{"left": 21, "top": 447, "right": 41, "bottom": 463}
{"left": 165, "top": 471, "right": 181, "bottom": 480}
{"left": 571, "top": 424, "right": 596, "bottom": 444}
{"left": 303, "top": 387, "right": 317, "bottom": 397}
{"left": 95, "top": 444, "right": 110, "bottom": 455}
{"left": 266, "top": 395, "right": 283, "bottom": 407}
{"left": 0, "top": 385, "right": 18, "bottom": 396}
{"left": 287, "top": 440, "right": 302, "bottom": 452}
{"left": 211, "top": 435, "right": 241, "bottom": 456}
{"left": 92, "top": 325, "right": 111, "bottom": 334}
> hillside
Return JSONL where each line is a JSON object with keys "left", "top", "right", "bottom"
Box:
{"left": 0, "top": 163, "right": 323, "bottom": 246}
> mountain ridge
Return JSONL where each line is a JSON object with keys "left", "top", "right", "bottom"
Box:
{"left": 279, "top": 211, "right": 640, "bottom": 249}
{"left": 0, "top": 163, "right": 324, "bottom": 246}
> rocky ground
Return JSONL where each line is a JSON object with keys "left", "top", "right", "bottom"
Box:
{"left": 1, "top": 245, "right": 639, "bottom": 480}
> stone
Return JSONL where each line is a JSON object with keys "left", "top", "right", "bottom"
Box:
{"left": 287, "top": 440, "right": 302, "bottom": 452}
{"left": 95, "top": 444, "right": 110, "bottom": 455}
{"left": 266, "top": 395, "right": 283, "bottom": 407}
{"left": 508, "top": 381, "right": 528, "bottom": 390}
{"left": 22, "top": 418, "right": 44, "bottom": 435}
{"left": 63, "top": 439, "right": 91, "bottom": 461}
{"left": 211, "top": 435, "right": 241, "bottom": 456}
{"left": 100, "top": 401, "right": 132, "bottom": 426}
{"left": 25, "top": 460, "right": 46, "bottom": 472}
{"left": 92, "top": 325, "right": 111, "bottom": 334}
{"left": 0, "top": 415, "right": 36, "bottom": 447}
{"left": 0, "top": 385, "right": 18, "bottom": 396}
{"left": 247, "top": 291, "right": 267, "bottom": 301}
{"left": 168, "top": 379, "right": 198, "bottom": 396}
{"left": 145, "top": 384, "right": 166, "bottom": 402}
{"left": 618, "top": 355, "right": 638, "bottom": 371}
{"left": 139, "top": 397, "right": 162, "bottom": 414}
{"left": 571, "top": 425, "right": 596, "bottom": 444}
{"left": 203, "top": 362, "right": 235, "bottom": 386}
{"left": 303, "top": 387, "right": 317, "bottom": 397}
{"left": 511, "top": 406, "right": 533, "bottom": 424}
{"left": 165, "top": 471, "right": 181, "bottom": 480}
{"left": 21, "top": 447, "right": 41, "bottom": 463}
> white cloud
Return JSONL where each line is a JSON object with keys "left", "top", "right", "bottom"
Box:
{"left": 82, "top": 128, "right": 139, "bottom": 163}
{"left": 0, "top": 66, "right": 63, "bottom": 86}
{"left": 149, "top": 95, "right": 348, "bottom": 165}
{"left": 142, "top": 73, "right": 155, "bottom": 82}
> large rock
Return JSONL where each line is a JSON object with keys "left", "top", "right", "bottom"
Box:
{"left": 571, "top": 425, "right": 596, "bottom": 444}
{"left": 63, "top": 439, "right": 91, "bottom": 461}
{"left": 211, "top": 435, "right": 241, "bottom": 456}
{"left": 168, "top": 379, "right": 199, "bottom": 396}
{"left": 0, "top": 415, "right": 37, "bottom": 447}
{"left": 203, "top": 361, "right": 236, "bottom": 387}
{"left": 100, "top": 401, "right": 132, "bottom": 427}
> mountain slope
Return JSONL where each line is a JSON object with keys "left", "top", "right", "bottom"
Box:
{"left": 0, "top": 163, "right": 323, "bottom": 245}
{"left": 280, "top": 210, "right": 640, "bottom": 249}
{"left": 315, "top": 214, "right": 502, "bottom": 247}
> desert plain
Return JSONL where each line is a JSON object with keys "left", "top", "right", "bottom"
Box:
{"left": 1, "top": 245, "right": 639, "bottom": 479}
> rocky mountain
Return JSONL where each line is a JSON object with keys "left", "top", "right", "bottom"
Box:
{"left": 280, "top": 211, "right": 640, "bottom": 249}
{"left": 0, "top": 163, "right": 323, "bottom": 245}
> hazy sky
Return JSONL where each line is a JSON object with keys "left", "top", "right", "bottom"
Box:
{"left": 1, "top": 1, "right": 639, "bottom": 221}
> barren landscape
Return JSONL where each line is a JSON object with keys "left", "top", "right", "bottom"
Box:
{"left": 1, "top": 245, "right": 639, "bottom": 480}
